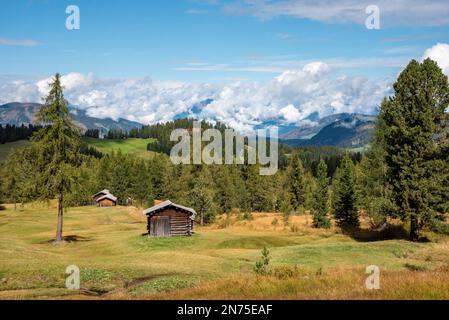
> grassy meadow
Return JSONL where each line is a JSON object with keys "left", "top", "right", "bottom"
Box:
{"left": 0, "top": 203, "right": 448, "bottom": 300}
{"left": 0, "top": 138, "right": 156, "bottom": 163}
{"left": 82, "top": 137, "right": 157, "bottom": 158}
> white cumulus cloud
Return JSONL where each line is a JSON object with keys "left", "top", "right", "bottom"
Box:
{"left": 280, "top": 104, "right": 303, "bottom": 123}
{"left": 422, "top": 43, "right": 449, "bottom": 76}
{"left": 0, "top": 63, "right": 391, "bottom": 133}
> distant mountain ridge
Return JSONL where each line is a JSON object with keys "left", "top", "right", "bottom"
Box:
{"left": 0, "top": 102, "right": 142, "bottom": 134}
{"left": 280, "top": 113, "right": 377, "bottom": 148}
{"left": 1, "top": 101, "right": 377, "bottom": 148}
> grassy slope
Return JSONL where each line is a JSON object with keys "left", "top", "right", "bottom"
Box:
{"left": 0, "top": 205, "right": 448, "bottom": 300}
{"left": 0, "top": 140, "right": 31, "bottom": 162}
{"left": 0, "top": 138, "right": 156, "bottom": 162}
{"left": 82, "top": 137, "right": 157, "bottom": 159}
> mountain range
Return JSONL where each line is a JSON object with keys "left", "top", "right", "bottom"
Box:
{"left": 0, "top": 102, "right": 377, "bottom": 148}
{"left": 0, "top": 102, "right": 142, "bottom": 134}
{"left": 279, "top": 113, "right": 377, "bottom": 149}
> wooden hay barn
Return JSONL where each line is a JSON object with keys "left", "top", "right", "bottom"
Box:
{"left": 92, "top": 189, "right": 117, "bottom": 207}
{"left": 143, "top": 200, "right": 196, "bottom": 237}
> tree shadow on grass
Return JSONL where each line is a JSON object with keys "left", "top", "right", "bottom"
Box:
{"left": 340, "top": 225, "right": 430, "bottom": 243}
{"left": 42, "top": 235, "right": 93, "bottom": 244}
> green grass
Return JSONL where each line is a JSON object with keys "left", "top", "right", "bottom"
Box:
{"left": 0, "top": 140, "right": 31, "bottom": 162}
{"left": 82, "top": 137, "right": 157, "bottom": 159}
{"left": 0, "top": 205, "right": 448, "bottom": 299}
{"left": 0, "top": 138, "right": 157, "bottom": 163}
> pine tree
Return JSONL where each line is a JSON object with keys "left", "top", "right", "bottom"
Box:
{"left": 146, "top": 194, "right": 155, "bottom": 209}
{"left": 110, "top": 151, "right": 131, "bottom": 205}
{"left": 174, "top": 165, "right": 194, "bottom": 205}
{"left": 189, "top": 166, "right": 216, "bottom": 225}
{"left": 285, "top": 152, "right": 306, "bottom": 212}
{"left": 357, "top": 142, "right": 392, "bottom": 229}
{"left": 131, "top": 159, "right": 152, "bottom": 207}
{"left": 33, "top": 73, "right": 81, "bottom": 243}
{"left": 377, "top": 59, "right": 449, "bottom": 241}
{"left": 312, "top": 159, "right": 331, "bottom": 228}
{"left": 213, "top": 166, "right": 238, "bottom": 213}
{"left": 280, "top": 192, "right": 293, "bottom": 226}
{"left": 245, "top": 164, "right": 273, "bottom": 212}
{"left": 332, "top": 152, "right": 359, "bottom": 229}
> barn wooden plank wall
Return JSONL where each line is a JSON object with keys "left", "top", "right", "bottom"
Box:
{"left": 147, "top": 208, "right": 193, "bottom": 237}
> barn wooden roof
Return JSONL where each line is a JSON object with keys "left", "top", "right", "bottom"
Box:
{"left": 93, "top": 189, "right": 111, "bottom": 198}
{"left": 143, "top": 200, "right": 196, "bottom": 220}
{"left": 96, "top": 193, "right": 117, "bottom": 202}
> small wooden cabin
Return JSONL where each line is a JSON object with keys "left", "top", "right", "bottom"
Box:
{"left": 92, "top": 189, "right": 110, "bottom": 202}
{"left": 143, "top": 200, "right": 196, "bottom": 237}
{"left": 92, "top": 189, "right": 117, "bottom": 207}
{"left": 96, "top": 194, "right": 117, "bottom": 207}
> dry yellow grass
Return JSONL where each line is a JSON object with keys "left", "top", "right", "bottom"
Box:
{"left": 134, "top": 266, "right": 449, "bottom": 300}
{"left": 0, "top": 204, "right": 448, "bottom": 300}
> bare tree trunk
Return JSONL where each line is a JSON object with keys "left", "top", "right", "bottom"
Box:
{"left": 55, "top": 192, "right": 64, "bottom": 243}
{"left": 410, "top": 216, "right": 419, "bottom": 242}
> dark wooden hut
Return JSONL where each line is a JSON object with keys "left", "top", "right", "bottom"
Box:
{"left": 143, "top": 200, "right": 196, "bottom": 237}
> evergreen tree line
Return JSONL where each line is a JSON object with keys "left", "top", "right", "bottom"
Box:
{"left": 106, "top": 128, "right": 128, "bottom": 140}
{"left": 1, "top": 58, "right": 448, "bottom": 243}
{"left": 0, "top": 124, "right": 42, "bottom": 144}
{"left": 0, "top": 125, "right": 358, "bottom": 228}
{"left": 126, "top": 117, "right": 361, "bottom": 175}
{"left": 0, "top": 135, "right": 422, "bottom": 234}
{"left": 84, "top": 128, "right": 100, "bottom": 139}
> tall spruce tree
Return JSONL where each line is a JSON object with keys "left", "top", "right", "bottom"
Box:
{"left": 332, "top": 152, "right": 359, "bottom": 229}
{"left": 189, "top": 166, "right": 216, "bottom": 225}
{"left": 33, "top": 73, "right": 81, "bottom": 243}
{"left": 357, "top": 142, "right": 391, "bottom": 229}
{"left": 280, "top": 191, "right": 293, "bottom": 226}
{"left": 132, "top": 159, "right": 152, "bottom": 207}
{"left": 245, "top": 163, "right": 273, "bottom": 212}
{"left": 377, "top": 59, "right": 449, "bottom": 241}
{"left": 312, "top": 159, "right": 331, "bottom": 228}
{"left": 286, "top": 152, "right": 306, "bottom": 212}
{"left": 213, "top": 165, "right": 238, "bottom": 213}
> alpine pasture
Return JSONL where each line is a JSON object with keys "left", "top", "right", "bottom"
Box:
{"left": 0, "top": 202, "right": 448, "bottom": 300}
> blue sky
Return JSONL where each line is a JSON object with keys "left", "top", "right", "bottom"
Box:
{"left": 1, "top": 0, "right": 449, "bottom": 129}
{"left": 1, "top": 0, "right": 448, "bottom": 81}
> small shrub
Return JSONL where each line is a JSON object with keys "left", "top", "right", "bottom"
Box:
{"left": 271, "top": 218, "right": 278, "bottom": 227}
{"left": 242, "top": 211, "right": 253, "bottom": 221}
{"left": 253, "top": 247, "right": 270, "bottom": 275}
